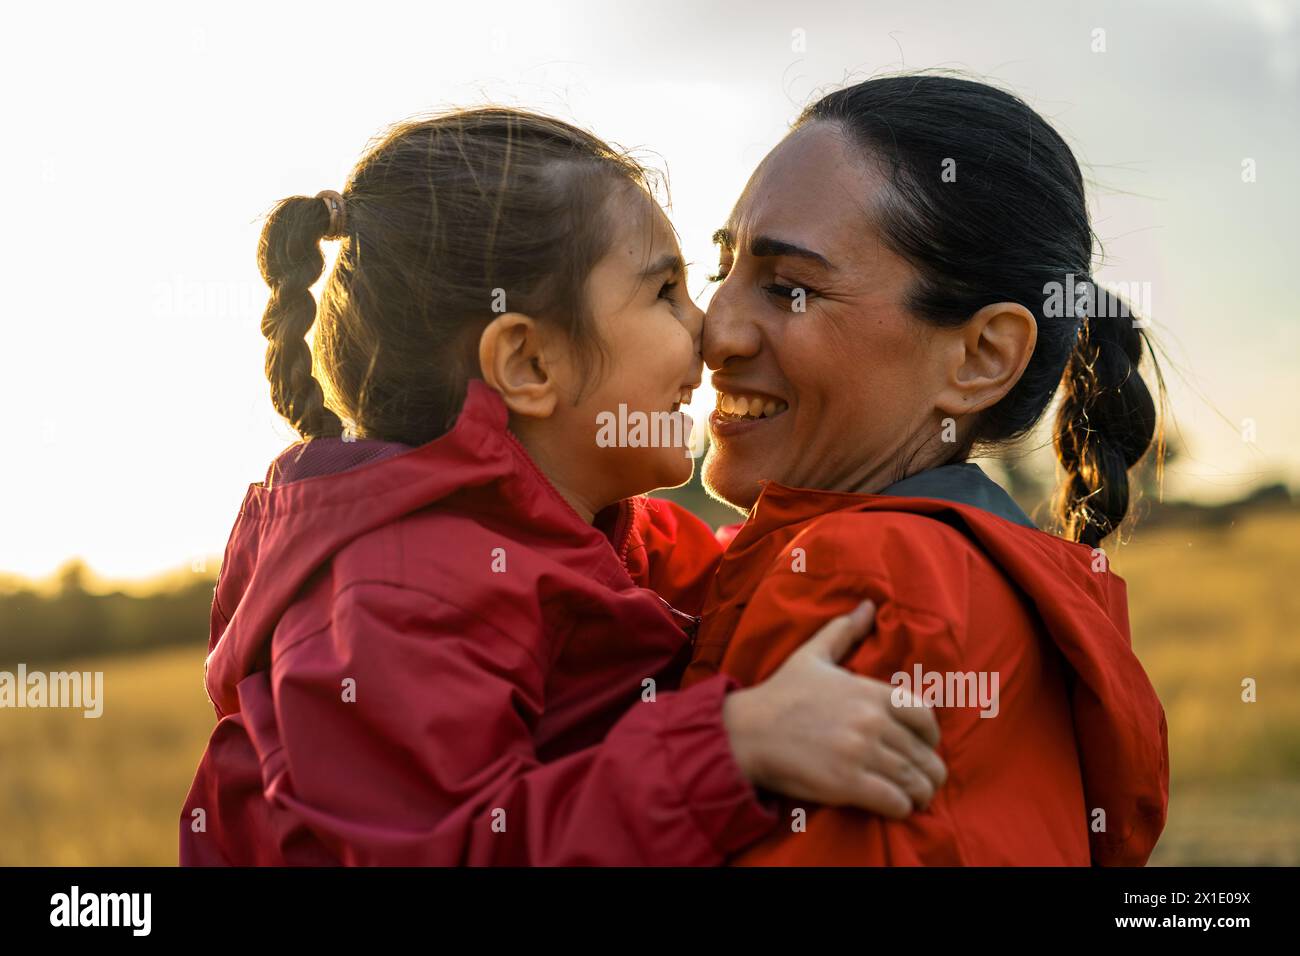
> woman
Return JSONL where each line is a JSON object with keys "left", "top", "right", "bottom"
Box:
{"left": 683, "top": 75, "right": 1169, "bottom": 865}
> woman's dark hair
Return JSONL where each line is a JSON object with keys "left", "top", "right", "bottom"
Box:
{"left": 256, "top": 107, "right": 654, "bottom": 447}
{"left": 799, "top": 74, "right": 1163, "bottom": 547}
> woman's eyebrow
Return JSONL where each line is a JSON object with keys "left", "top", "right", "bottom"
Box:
{"left": 712, "top": 227, "right": 832, "bottom": 270}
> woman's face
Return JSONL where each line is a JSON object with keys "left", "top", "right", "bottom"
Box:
{"left": 702, "top": 121, "right": 955, "bottom": 511}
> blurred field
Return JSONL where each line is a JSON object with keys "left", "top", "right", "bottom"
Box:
{"left": 1114, "top": 507, "right": 1300, "bottom": 864}
{"left": 0, "top": 508, "right": 1296, "bottom": 865}
{"left": 0, "top": 644, "right": 213, "bottom": 866}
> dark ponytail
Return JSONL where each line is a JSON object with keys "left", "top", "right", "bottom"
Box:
{"left": 799, "top": 73, "right": 1164, "bottom": 545}
{"left": 257, "top": 196, "right": 344, "bottom": 440}
{"left": 1054, "top": 286, "right": 1160, "bottom": 547}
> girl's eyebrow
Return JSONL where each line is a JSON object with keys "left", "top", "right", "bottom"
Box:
{"left": 639, "top": 253, "right": 685, "bottom": 279}
{"left": 712, "top": 227, "right": 833, "bottom": 271}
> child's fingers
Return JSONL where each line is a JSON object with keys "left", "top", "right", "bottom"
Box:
{"left": 887, "top": 683, "right": 943, "bottom": 748}
{"left": 858, "top": 740, "right": 935, "bottom": 809}
{"left": 875, "top": 743, "right": 938, "bottom": 808}
{"left": 882, "top": 721, "right": 948, "bottom": 789}
{"left": 845, "top": 770, "right": 913, "bottom": 819}
{"left": 802, "top": 600, "right": 876, "bottom": 663}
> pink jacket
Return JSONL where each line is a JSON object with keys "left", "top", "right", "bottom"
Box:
{"left": 180, "top": 381, "right": 771, "bottom": 865}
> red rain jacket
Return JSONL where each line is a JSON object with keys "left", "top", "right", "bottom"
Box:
{"left": 683, "top": 481, "right": 1169, "bottom": 866}
{"left": 180, "top": 381, "right": 773, "bottom": 866}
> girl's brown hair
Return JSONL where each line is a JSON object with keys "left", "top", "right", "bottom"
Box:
{"left": 256, "top": 108, "right": 653, "bottom": 446}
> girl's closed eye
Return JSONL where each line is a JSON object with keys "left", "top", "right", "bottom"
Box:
{"left": 659, "top": 262, "right": 695, "bottom": 308}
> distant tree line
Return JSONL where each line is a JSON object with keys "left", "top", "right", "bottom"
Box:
{"left": 5, "top": 438, "right": 1293, "bottom": 668}
{"left": 0, "top": 562, "right": 214, "bottom": 667}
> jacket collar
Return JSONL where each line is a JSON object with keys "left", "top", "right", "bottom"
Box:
{"left": 206, "top": 380, "right": 642, "bottom": 716}
{"left": 736, "top": 463, "right": 1034, "bottom": 553}
{"left": 880, "top": 463, "right": 1036, "bottom": 529}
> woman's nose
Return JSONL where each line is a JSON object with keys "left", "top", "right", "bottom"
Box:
{"left": 702, "top": 282, "right": 760, "bottom": 371}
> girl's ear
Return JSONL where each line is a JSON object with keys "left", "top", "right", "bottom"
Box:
{"left": 478, "top": 313, "right": 561, "bottom": 419}
{"left": 934, "top": 301, "right": 1037, "bottom": 417}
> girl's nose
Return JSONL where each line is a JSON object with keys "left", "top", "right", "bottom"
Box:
{"left": 683, "top": 298, "right": 705, "bottom": 355}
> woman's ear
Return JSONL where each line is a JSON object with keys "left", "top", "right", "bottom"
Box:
{"left": 478, "top": 313, "right": 561, "bottom": 419}
{"left": 935, "top": 302, "right": 1038, "bottom": 417}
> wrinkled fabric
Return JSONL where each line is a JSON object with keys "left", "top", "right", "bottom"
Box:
{"left": 181, "top": 381, "right": 772, "bottom": 866}
{"left": 684, "top": 481, "right": 1169, "bottom": 867}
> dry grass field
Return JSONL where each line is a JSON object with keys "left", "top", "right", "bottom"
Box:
{"left": 0, "top": 644, "right": 212, "bottom": 865}
{"left": 1114, "top": 508, "right": 1300, "bottom": 864}
{"left": 0, "top": 509, "right": 1296, "bottom": 865}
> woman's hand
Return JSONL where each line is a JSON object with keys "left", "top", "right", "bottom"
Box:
{"left": 722, "top": 600, "right": 947, "bottom": 819}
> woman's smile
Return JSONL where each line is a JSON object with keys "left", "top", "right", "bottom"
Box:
{"left": 708, "top": 383, "right": 790, "bottom": 439}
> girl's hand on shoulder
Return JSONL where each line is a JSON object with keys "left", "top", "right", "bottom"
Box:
{"left": 722, "top": 600, "right": 948, "bottom": 818}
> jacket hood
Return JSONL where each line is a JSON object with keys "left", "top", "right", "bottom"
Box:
{"left": 204, "top": 381, "right": 628, "bottom": 716}
{"left": 748, "top": 478, "right": 1169, "bottom": 866}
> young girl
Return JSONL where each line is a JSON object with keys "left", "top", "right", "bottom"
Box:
{"left": 180, "top": 108, "right": 945, "bottom": 865}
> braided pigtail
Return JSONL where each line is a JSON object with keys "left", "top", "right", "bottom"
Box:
{"left": 1053, "top": 284, "right": 1161, "bottom": 547}
{"left": 256, "top": 196, "right": 345, "bottom": 439}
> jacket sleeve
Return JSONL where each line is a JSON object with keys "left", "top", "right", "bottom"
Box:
{"left": 711, "top": 559, "right": 969, "bottom": 866}
{"left": 707, "top": 511, "right": 1136, "bottom": 867}
{"left": 256, "top": 580, "right": 777, "bottom": 865}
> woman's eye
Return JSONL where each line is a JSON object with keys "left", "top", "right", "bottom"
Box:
{"left": 658, "top": 280, "right": 680, "bottom": 300}
{"left": 764, "top": 283, "right": 813, "bottom": 304}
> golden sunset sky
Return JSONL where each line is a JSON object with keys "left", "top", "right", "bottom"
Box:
{"left": 4, "top": 0, "right": 1297, "bottom": 578}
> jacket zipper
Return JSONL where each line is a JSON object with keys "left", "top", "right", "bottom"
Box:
{"left": 656, "top": 596, "right": 702, "bottom": 645}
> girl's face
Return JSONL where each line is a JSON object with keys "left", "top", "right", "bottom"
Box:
{"left": 701, "top": 122, "right": 952, "bottom": 511}
{"left": 543, "top": 188, "right": 704, "bottom": 513}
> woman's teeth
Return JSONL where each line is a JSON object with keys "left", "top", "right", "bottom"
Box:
{"left": 671, "top": 388, "right": 693, "bottom": 412}
{"left": 715, "top": 392, "right": 788, "bottom": 420}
